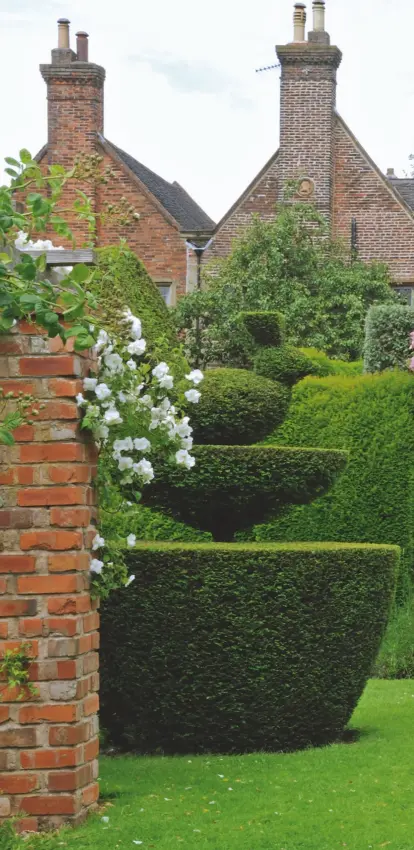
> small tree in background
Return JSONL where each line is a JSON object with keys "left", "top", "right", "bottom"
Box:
{"left": 174, "top": 201, "right": 394, "bottom": 367}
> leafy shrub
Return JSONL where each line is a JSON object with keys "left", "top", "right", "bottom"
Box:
{"left": 142, "top": 445, "right": 348, "bottom": 540}
{"left": 100, "top": 541, "right": 398, "bottom": 753}
{"left": 373, "top": 597, "right": 414, "bottom": 679}
{"left": 92, "top": 246, "right": 181, "bottom": 359}
{"left": 254, "top": 372, "right": 414, "bottom": 597}
{"left": 238, "top": 311, "right": 285, "bottom": 347}
{"left": 363, "top": 303, "right": 414, "bottom": 373}
{"left": 188, "top": 368, "right": 290, "bottom": 445}
{"left": 254, "top": 346, "right": 315, "bottom": 386}
{"left": 299, "top": 348, "right": 363, "bottom": 377}
{"left": 101, "top": 504, "right": 211, "bottom": 542}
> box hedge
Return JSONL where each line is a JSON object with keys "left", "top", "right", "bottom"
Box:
{"left": 363, "top": 303, "right": 414, "bottom": 373}
{"left": 142, "top": 445, "right": 347, "bottom": 540}
{"left": 100, "top": 541, "right": 399, "bottom": 753}
{"left": 253, "top": 372, "right": 414, "bottom": 596}
{"left": 238, "top": 311, "right": 285, "bottom": 347}
{"left": 254, "top": 345, "right": 316, "bottom": 386}
{"left": 188, "top": 368, "right": 290, "bottom": 445}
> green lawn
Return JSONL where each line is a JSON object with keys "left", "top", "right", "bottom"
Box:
{"left": 23, "top": 680, "right": 414, "bottom": 850}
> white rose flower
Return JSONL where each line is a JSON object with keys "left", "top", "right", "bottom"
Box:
{"left": 159, "top": 374, "right": 174, "bottom": 390}
{"left": 133, "top": 458, "right": 154, "bottom": 483}
{"left": 176, "top": 449, "right": 196, "bottom": 469}
{"left": 126, "top": 534, "right": 137, "bottom": 548}
{"left": 118, "top": 455, "right": 134, "bottom": 471}
{"left": 125, "top": 574, "right": 136, "bottom": 587}
{"left": 126, "top": 359, "right": 137, "bottom": 371}
{"left": 104, "top": 408, "right": 123, "bottom": 426}
{"left": 76, "top": 393, "right": 86, "bottom": 407}
{"left": 176, "top": 417, "right": 192, "bottom": 438}
{"left": 118, "top": 391, "right": 127, "bottom": 403}
{"left": 94, "top": 329, "right": 109, "bottom": 353}
{"left": 185, "top": 389, "right": 201, "bottom": 404}
{"left": 181, "top": 436, "right": 193, "bottom": 450}
{"left": 134, "top": 437, "right": 151, "bottom": 452}
{"left": 83, "top": 377, "right": 98, "bottom": 391}
{"left": 95, "top": 383, "right": 112, "bottom": 401}
{"left": 92, "top": 534, "right": 105, "bottom": 551}
{"left": 127, "top": 339, "right": 146, "bottom": 356}
{"left": 95, "top": 424, "right": 109, "bottom": 442}
{"left": 113, "top": 437, "right": 134, "bottom": 453}
{"left": 131, "top": 320, "right": 142, "bottom": 340}
{"left": 152, "top": 362, "right": 169, "bottom": 380}
{"left": 104, "top": 352, "right": 124, "bottom": 374}
{"left": 186, "top": 369, "right": 204, "bottom": 385}
{"left": 90, "top": 558, "right": 104, "bottom": 574}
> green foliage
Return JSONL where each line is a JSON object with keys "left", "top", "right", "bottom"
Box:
{"left": 0, "top": 819, "right": 20, "bottom": 850}
{"left": 373, "top": 597, "right": 414, "bottom": 679}
{"left": 174, "top": 203, "right": 394, "bottom": 367}
{"left": 100, "top": 504, "right": 211, "bottom": 542}
{"left": 238, "top": 311, "right": 285, "bottom": 347}
{"left": 254, "top": 372, "right": 414, "bottom": 598}
{"left": 363, "top": 303, "right": 414, "bottom": 373}
{"left": 299, "top": 347, "right": 363, "bottom": 377}
{"left": 92, "top": 246, "right": 180, "bottom": 360}
{"left": 187, "top": 368, "right": 290, "bottom": 445}
{"left": 0, "top": 643, "right": 37, "bottom": 700}
{"left": 254, "top": 345, "right": 315, "bottom": 386}
{"left": 142, "top": 445, "right": 347, "bottom": 541}
{"left": 100, "top": 541, "right": 398, "bottom": 753}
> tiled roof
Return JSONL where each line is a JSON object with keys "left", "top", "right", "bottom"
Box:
{"left": 108, "top": 141, "right": 215, "bottom": 233}
{"left": 388, "top": 176, "right": 414, "bottom": 211}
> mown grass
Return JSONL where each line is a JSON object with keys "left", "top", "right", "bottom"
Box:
{"left": 19, "top": 680, "right": 414, "bottom": 850}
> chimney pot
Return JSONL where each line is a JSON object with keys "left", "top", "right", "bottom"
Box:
{"left": 312, "top": 0, "right": 325, "bottom": 32}
{"left": 293, "top": 3, "right": 307, "bottom": 42}
{"left": 76, "top": 31, "right": 89, "bottom": 62}
{"left": 57, "top": 18, "right": 70, "bottom": 49}
{"left": 387, "top": 168, "right": 395, "bottom": 176}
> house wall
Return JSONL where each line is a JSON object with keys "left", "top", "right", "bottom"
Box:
{"left": 333, "top": 118, "right": 414, "bottom": 282}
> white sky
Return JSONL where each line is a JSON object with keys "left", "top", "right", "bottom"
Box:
{"left": 1, "top": 0, "right": 413, "bottom": 223}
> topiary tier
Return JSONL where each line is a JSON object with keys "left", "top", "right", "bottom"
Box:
{"left": 101, "top": 313, "right": 399, "bottom": 754}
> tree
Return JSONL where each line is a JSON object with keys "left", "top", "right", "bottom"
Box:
{"left": 174, "top": 201, "right": 395, "bottom": 366}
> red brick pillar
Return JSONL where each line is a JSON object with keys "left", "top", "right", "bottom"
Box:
{"left": 0, "top": 322, "right": 99, "bottom": 832}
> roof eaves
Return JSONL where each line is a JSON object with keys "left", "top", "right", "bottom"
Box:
{"left": 98, "top": 135, "right": 181, "bottom": 231}
{"left": 213, "top": 149, "right": 280, "bottom": 235}
{"left": 34, "top": 144, "right": 48, "bottom": 163}
{"left": 335, "top": 113, "right": 414, "bottom": 223}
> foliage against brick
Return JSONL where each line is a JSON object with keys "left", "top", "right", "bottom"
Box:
{"left": 363, "top": 303, "right": 414, "bottom": 373}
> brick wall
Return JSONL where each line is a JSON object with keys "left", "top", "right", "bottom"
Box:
{"left": 96, "top": 151, "right": 188, "bottom": 298}
{"left": 205, "top": 155, "right": 279, "bottom": 264}
{"left": 333, "top": 116, "right": 414, "bottom": 282}
{"left": 0, "top": 322, "right": 99, "bottom": 831}
{"left": 276, "top": 43, "right": 342, "bottom": 227}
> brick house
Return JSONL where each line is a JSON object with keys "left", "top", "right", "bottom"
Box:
{"left": 36, "top": 19, "right": 215, "bottom": 305}
{"left": 207, "top": 0, "right": 414, "bottom": 303}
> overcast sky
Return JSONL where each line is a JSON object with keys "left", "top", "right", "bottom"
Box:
{"left": 1, "top": 0, "right": 413, "bottom": 222}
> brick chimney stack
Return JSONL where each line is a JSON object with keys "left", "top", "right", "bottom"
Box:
{"left": 40, "top": 20, "right": 106, "bottom": 170}
{"left": 276, "top": 1, "right": 342, "bottom": 228}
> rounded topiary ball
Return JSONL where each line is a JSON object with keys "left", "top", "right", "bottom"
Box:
{"left": 188, "top": 368, "right": 290, "bottom": 445}
{"left": 254, "top": 346, "right": 315, "bottom": 387}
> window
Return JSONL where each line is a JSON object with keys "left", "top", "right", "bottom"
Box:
{"left": 156, "top": 282, "right": 174, "bottom": 307}
{"left": 395, "top": 286, "right": 414, "bottom": 306}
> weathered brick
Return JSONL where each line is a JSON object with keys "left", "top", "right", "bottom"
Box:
{"left": 0, "top": 555, "right": 36, "bottom": 573}
{"left": 20, "top": 794, "right": 78, "bottom": 815}
{"left": 48, "top": 553, "right": 90, "bottom": 572}
{"left": 50, "top": 507, "right": 91, "bottom": 527}
{"left": 19, "top": 443, "right": 84, "bottom": 463}
{"left": 19, "top": 704, "right": 78, "bottom": 724}
{"left": 19, "top": 530, "right": 83, "bottom": 551}
{"left": 19, "top": 356, "right": 81, "bottom": 377}
{"left": 18, "top": 575, "right": 80, "bottom": 594}
{"left": 0, "top": 773, "right": 38, "bottom": 794}
{"left": 18, "top": 486, "right": 86, "bottom": 507}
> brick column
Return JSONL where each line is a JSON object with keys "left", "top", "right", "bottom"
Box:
{"left": 0, "top": 322, "right": 99, "bottom": 832}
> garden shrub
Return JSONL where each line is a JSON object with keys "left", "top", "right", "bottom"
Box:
{"left": 238, "top": 311, "right": 285, "bottom": 347}
{"left": 142, "top": 445, "right": 347, "bottom": 541}
{"left": 92, "top": 246, "right": 180, "bottom": 359}
{"left": 363, "top": 303, "right": 414, "bottom": 373}
{"left": 100, "top": 541, "right": 399, "bottom": 753}
{"left": 299, "top": 348, "right": 363, "bottom": 377}
{"left": 101, "top": 504, "right": 211, "bottom": 542}
{"left": 254, "top": 371, "right": 414, "bottom": 596}
{"left": 254, "top": 345, "right": 315, "bottom": 386}
{"left": 188, "top": 368, "right": 290, "bottom": 445}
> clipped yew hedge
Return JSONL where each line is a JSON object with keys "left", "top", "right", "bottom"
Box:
{"left": 141, "top": 445, "right": 347, "bottom": 540}
{"left": 100, "top": 541, "right": 399, "bottom": 753}
{"left": 255, "top": 372, "right": 414, "bottom": 596}
{"left": 188, "top": 368, "right": 290, "bottom": 445}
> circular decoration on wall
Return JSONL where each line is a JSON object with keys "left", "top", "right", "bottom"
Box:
{"left": 297, "top": 178, "right": 315, "bottom": 199}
